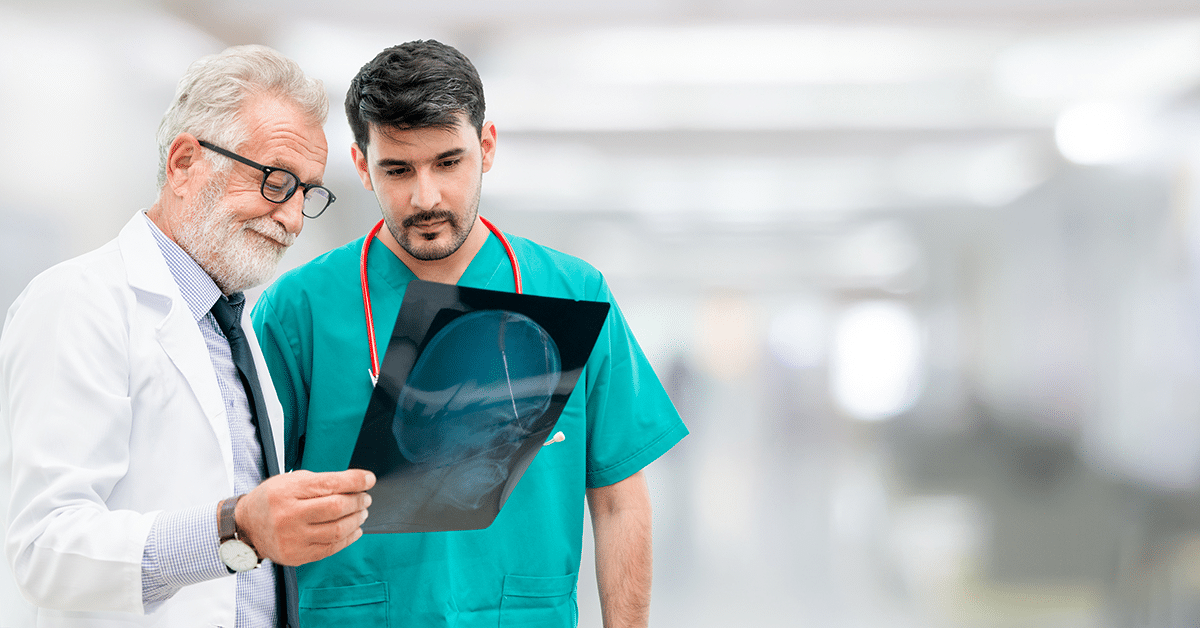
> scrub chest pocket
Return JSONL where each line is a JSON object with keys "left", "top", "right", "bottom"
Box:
{"left": 499, "top": 573, "right": 579, "bottom": 627}
{"left": 299, "top": 581, "right": 388, "bottom": 626}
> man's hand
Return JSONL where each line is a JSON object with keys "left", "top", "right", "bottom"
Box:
{"left": 234, "top": 469, "right": 375, "bottom": 566}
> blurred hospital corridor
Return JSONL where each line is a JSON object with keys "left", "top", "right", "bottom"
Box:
{"left": 7, "top": 0, "right": 1200, "bottom": 625}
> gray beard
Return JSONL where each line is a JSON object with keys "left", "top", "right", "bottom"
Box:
{"left": 173, "top": 176, "right": 294, "bottom": 294}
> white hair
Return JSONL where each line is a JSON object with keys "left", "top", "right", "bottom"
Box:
{"left": 155, "top": 44, "right": 328, "bottom": 189}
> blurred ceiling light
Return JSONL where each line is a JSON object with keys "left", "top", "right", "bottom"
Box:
{"left": 483, "top": 25, "right": 1027, "bottom": 133}
{"left": 832, "top": 221, "right": 921, "bottom": 288}
{"left": 1054, "top": 101, "right": 1157, "bottom": 165}
{"left": 994, "top": 22, "right": 1200, "bottom": 103}
{"left": 488, "top": 78, "right": 1040, "bottom": 132}
{"left": 892, "top": 144, "right": 981, "bottom": 202}
{"left": 560, "top": 24, "right": 1006, "bottom": 85}
{"left": 964, "top": 138, "right": 1057, "bottom": 206}
{"left": 892, "top": 138, "right": 1055, "bottom": 206}
{"left": 488, "top": 151, "right": 887, "bottom": 216}
{"left": 831, "top": 300, "right": 923, "bottom": 421}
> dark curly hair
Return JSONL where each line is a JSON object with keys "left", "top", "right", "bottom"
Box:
{"left": 346, "top": 39, "right": 485, "bottom": 150}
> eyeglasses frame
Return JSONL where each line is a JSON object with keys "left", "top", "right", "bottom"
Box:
{"left": 196, "top": 139, "right": 335, "bottom": 218}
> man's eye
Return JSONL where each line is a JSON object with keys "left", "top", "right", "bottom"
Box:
{"left": 440, "top": 159, "right": 461, "bottom": 168}
{"left": 263, "top": 171, "right": 294, "bottom": 196}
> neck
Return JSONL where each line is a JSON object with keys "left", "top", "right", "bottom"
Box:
{"left": 145, "top": 199, "right": 178, "bottom": 243}
{"left": 376, "top": 216, "right": 488, "bottom": 285}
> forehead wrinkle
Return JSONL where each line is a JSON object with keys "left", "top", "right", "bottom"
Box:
{"left": 238, "top": 95, "right": 328, "bottom": 183}
{"left": 250, "top": 144, "right": 325, "bottom": 186}
{"left": 261, "top": 150, "right": 325, "bottom": 186}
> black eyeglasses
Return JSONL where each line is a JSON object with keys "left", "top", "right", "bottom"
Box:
{"left": 198, "top": 140, "right": 335, "bottom": 219}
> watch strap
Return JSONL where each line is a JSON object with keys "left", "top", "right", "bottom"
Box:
{"left": 218, "top": 495, "right": 242, "bottom": 543}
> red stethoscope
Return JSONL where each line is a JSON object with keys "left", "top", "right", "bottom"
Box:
{"left": 360, "top": 216, "right": 522, "bottom": 386}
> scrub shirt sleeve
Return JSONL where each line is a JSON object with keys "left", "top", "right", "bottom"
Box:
{"left": 251, "top": 293, "right": 310, "bottom": 473}
{"left": 582, "top": 280, "right": 688, "bottom": 489}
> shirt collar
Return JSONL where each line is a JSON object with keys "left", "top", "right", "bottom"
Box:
{"left": 369, "top": 229, "right": 509, "bottom": 293}
{"left": 143, "top": 212, "right": 225, "bottom": 322}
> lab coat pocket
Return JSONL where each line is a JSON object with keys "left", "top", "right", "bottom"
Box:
{"left": 299, "top": 581, "right": 388, "bottom": 627}
{"left": 499, "top": 573, "right": 578, "bottom": 628}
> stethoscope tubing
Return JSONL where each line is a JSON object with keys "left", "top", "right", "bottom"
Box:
{"left": 360, "top": 216, "right": 523, "bottom": 385}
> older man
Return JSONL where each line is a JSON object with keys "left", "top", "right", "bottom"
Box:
{"left": 1, "top": 45, "right": 373, "bottom": 628}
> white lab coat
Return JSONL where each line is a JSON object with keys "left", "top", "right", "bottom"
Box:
{"left": 0, "top": 211, "right": 285, "bottom": 627}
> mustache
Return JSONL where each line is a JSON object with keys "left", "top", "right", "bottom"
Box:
{"left": 245, "top": 217, "right": 296, "bottom": 248}
{"left": 403, "top": 210, "right": 456, "bottom": 228}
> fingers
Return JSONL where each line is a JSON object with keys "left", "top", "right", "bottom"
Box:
{"left": 300, "top": 489, "right": 372, "bottom": 525}
{"left": 303, "top": 525, "right": 365, "bottom": 565}
{"left": 287, "top": 469, "right": 373, "bottom": 524}
{"left": 270, "top": 508, "right": 369, "bottom": 566}
{"left": 290, "top": 468, "right": 376, "bottom": 498}
{"left": 236, "top": 468, "right": 377, "bottom": 567}
{"left": 303, "top": 506, "right": 371, "bottom": 546}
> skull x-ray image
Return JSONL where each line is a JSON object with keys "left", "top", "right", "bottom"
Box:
{"left": 350, "top": 280, "right": 609, "bottom": 533}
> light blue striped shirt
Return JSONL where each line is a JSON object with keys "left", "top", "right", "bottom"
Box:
{"left": 140, "top": 212, "right": 277, "bottom": 627}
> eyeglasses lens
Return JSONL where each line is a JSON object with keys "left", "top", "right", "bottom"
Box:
{"left": 262, "top": 170, "right": 298, "bottom": 202}
{"left": 303, "top": 187, "right": 332, "bottom": 218}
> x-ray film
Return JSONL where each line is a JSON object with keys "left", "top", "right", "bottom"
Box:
{"left": 350, "top": 279, "right": 610, "bottom": 533}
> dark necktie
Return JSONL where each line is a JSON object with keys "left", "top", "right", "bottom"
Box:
{"left": 211, "top": 294, "right": 300, "bottom": 628}
{"left": 210, "top": 295, "right": 280, "bottom": 478}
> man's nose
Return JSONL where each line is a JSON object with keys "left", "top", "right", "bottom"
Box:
{"left": 410, "top": 169, "right": 441, "bottom": 210}
{"left": 272, "top": 191, "right": 305, "bottom": 237}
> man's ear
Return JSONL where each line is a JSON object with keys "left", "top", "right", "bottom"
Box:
{"left": 165, "top": 133, "right": 203, "bottom": 197}
{"left": 479, "top": 121, "right": 497, "bottom": 174}
{"left": 351, "top": 143, "right": 374, "bottom": 191}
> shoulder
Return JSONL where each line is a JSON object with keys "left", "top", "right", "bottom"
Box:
{"left": 504, "top": 234, "right": 610, "bottom": 301}
{"left": 15, "top": 239, "right": 126, "bottom": 308}
{"left": 3, "top": 239, "right": 132, "bottom": 354}
{"left": 507, "top": 234, "right": 600, "bottom": 275}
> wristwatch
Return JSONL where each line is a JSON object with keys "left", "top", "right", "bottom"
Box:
{"left": 217, "top": 495, "right": 260, "bottom": 573}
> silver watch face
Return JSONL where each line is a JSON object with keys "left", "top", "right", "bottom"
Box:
{"left": 219, "top": 539, "right": 259, "bottom": 572}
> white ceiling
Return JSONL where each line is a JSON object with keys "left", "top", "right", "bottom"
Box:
{"left": 4, "top": 0, "right": 1200, "bottom": 269}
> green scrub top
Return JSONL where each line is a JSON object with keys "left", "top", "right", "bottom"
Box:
{"left": 252, "top": 229, "right": 688, "bottom": 628}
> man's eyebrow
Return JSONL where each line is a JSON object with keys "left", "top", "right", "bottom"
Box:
{"left": 267, "top": 159, "right": 323, "bottom": 186}
{"left": 376, "top": 148, "right": 467, "bottom": 168}
{"left": 376, "top": 157, "right": 411, "bottom": 168}
{"left": 436, "top": 148, "right": 467, "bottom": 160}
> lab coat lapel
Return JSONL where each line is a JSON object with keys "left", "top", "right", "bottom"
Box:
{"left": 243, "top": 321, "right": 286, "bottom": 475}
{"left": 117, "top": 213, "right": 233, "bottom": 476}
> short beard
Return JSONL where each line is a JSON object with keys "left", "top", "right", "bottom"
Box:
{"left": 174, "top": 174, "right": 295, "bottom": 294}
{"left": 392, "top": 209, "right": 471, "bottom": 261}
{"left": 386, "top": 173, "right": 481, "bottom": 262}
